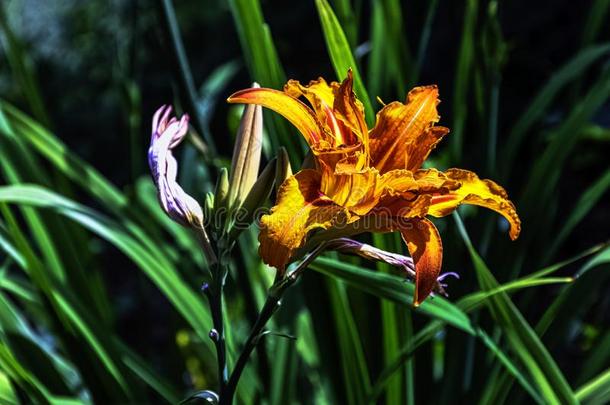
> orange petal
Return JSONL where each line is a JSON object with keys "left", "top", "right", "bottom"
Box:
{"left": 332, "top": 69, "right": 369, "bottom": 147}
{"left": 284, "top": 77, "right": 344, "bottom": 145}
{"left": 228, "top": 87, "right": 321, "bottom": 145}
{"left": 427, "top": 168, "right": 521, "bottom": 240}
{"left": 370, "top": 169, "right": 458, "bottom": 218}
{"left": 285, "top": 77, "right": 336, "bottom": 116}
{"left": 370, "top": 86, "right": 444, "bottom": 173}
{"left": 398, "top": 217, "right": 443, "bottom": 306}
{"left": 406, "top": 126, "right": 449, "bottom": 169}
{"left": 321, "top": 166, "right": 382, "bottom": 216}
{"left": 258, "top": 169, "right": 349, "bottom": 271}
{"left": 381, "top": 168, "right": 460, "bottom": 197}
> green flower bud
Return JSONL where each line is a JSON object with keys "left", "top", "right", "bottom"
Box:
{"left": 228, "top": 83, "right": 263, "bottom": 209}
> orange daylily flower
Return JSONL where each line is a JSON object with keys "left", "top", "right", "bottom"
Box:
{"left": 228, "top": 70, "right": 521, "bottom": 306}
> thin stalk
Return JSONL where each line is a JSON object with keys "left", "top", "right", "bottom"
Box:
{"left": 221, "top": 243, "right": 328, "bottom": 405}
{"left": 195, "top": 227, "right": 223, "bottom": 394}
{"left": 158, "top": 0, "right": 217, "bottom": 154}
{"left": 204, "top": 264, "right": 229, "bottom": 393}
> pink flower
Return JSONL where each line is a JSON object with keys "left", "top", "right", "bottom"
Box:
{"left": 148, "top": 105, "right": 203, "bottom": 228}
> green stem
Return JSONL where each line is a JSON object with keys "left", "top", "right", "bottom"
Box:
{"left": 204, "top": 263, "right": 228, "bottom": 394}
{"left": 220, "top": 243, "right": 328, "bottom": 405}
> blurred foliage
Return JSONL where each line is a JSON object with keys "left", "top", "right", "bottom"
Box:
{"left": 0, "top": 0, "right": 609, "bottom": 404}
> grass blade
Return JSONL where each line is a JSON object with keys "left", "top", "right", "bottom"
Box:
{"left": 450, "top": 0, "right": 478, "bottom": 160}
{"left": 454, "top": 213, "right": 577, "bottom": 405}
{"left": 576, "top": 368, "right": 610, "bottom": 404}
{"left": 158, "top": 0, "right": 216, "bottom": 153}
{"left": 228, "top": 0, "right": 305, "bottom": 161}
{"left": 327, "top": 279, "right": 371, "bottom": 405}
{"left": 311, "top": 256, "right": 475, "bottom": 334}
{"left": 315, "top": 0, "right": 374, "bottom": 124}
{"left": 501, "top": 43, "right": 610, "bottom": 175}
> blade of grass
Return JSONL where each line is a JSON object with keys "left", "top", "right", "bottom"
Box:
{"left": 581, "top": 0, "right": 610, "bottom": 47}
{"left": 501, "top": 43, "right": 610, "bottom": 175}
{"left": 450, "top": 0, "right": 478, "bottom": 161}
{"left": 0, "top": 371, "right": 18, "bottom": 405}
{"left": 576, "top": 368, "right": 610, "bottom": 404}
{"left": 158, "top": 0, "right": 216, "bottom": 153}
{"left": 544, "top": 169, "right": 610, "bottom": 262}
{"left": 579, "top": 328, "right": 610, "bottom": 388}
{"left": 0, "top": 341, "right": 54, "bottom": 404}
{"left": 0, "top": 185, "right": 216, "bottom": 357}
{"left": 366, "top": 0, "right": 389, "bottom": 100}
{"left": 454, "top": 212, "right": 577, "bottom": 405}
{"left": 376, "top": 0, "right": 413, "bottom": 95}
{"left": 311, "top": 256, "right": 475, "bottom": 334}
{"left": 367, "top": 242, "right": 601, "bottom": 401}
{"left": 0, "top": 4, "right": 50, "bottom": 128}
{"left": 330, "top": 0, "right": 358, "bottom": 48}
{"left": 518, "top": 66, "right": 610, "bottom": 241}
{"left": 228, "top": 0, "right": 304, "bottom": 162}
{"left": 315, "top": 0, "right": 374, "bottom": 124}
{"left": 373, "top": 233, "right": 412, "bottom": 405}
{"left": 414, "top": 0, "right": 439, "bottom": 80}
{"left": 327, "top": 279, "right": 371, "bottom": 405}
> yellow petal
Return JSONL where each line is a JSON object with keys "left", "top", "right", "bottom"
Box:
{"left": 228, "top": 87, "right": 321, "bottom": 145}
{"left": 427, "top": 168, "right": 521, "bottom": 240}
{"left": 284, "top": 77, "right": 345, "bottom": 145}
{"left": 368, "top": 169, "right": 458, "bottom": 219}
{"left": 321, "top": 166, "right": 382, "bottom": 216}
{"left": 398, "top": 217, "right": 443, "bottom": 306}
{"left": 258, "top": 170, "right": 349, "bottom": 271}
{"left": 285, "top": 77, "right": 336, "bottom": 116}
{"left": 370, "top": 86, "right": 445, "bottom": 173}
{"left": 381, "top": 168, "right": 460, "bottom": 197}
{"left": 406, "top": 126, "right": 449, "bottom": 170}
{"left": 332, "top": 69, "right": 369, "bottom": 148}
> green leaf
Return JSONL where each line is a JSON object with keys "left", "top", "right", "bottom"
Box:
{"left": 311, "top": 257, "right": 475, "bottom": 334}
{"left": 315, "top": 0, "right": 374, "bottom": 124}
{"left": 0, "top": 371, "right": 19, "bottom": 405}
{"left": 0, "top": 101, "right": 127, "bottom": 212}
{"left": 576, "top": 368, "right": 610, "bottom": 404}
{"left": 228, "top": 0, "right": 304, "bottom": 162}
{"left": 516, "top": 65, "right": 610, "bottom": 262}
{"left": 0, "top": 184, "right": 215, "bottom": 355}
{"left": 373, "top": 233, "right": 410, "bottom": 405}
{"left": 545, "top": 169, "right": 610, "bottom": 261}
{"left": 502, "top": 43, "right": 610, "bottom": 174}
{"left": 450, "top": 0, "right": 478, "bottom": 160}
{"left": 454, "top": 213, "right": 577, "bottom": 405}
{"left": 581, "top": 0, "right": 610, "bottom": 46}
{"left": 0, "top": 4, "right": 50, "bottom": 127}
{"left": 159, "top": 0, "right": 216, "bottom": 153}
{"left": 327, "top": 279, "right": 371, "bottom": 405}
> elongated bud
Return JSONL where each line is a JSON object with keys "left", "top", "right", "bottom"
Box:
{"left": 228, "top": 83, "right": 263, "bottom": 208}
{"left": 327, "top": 238, "right": 415, "bottom": 272}
{"left": 275, "top": 147, "right": 292, "bottom": 190}
{"left": 230, "top": 157, "right": 276, "bottom": 239}
{"left": 204, "top": 192, "right": 214, "bottom": 218}
{"left": 326, "top": 238, "right": 452, "bottom": 298}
